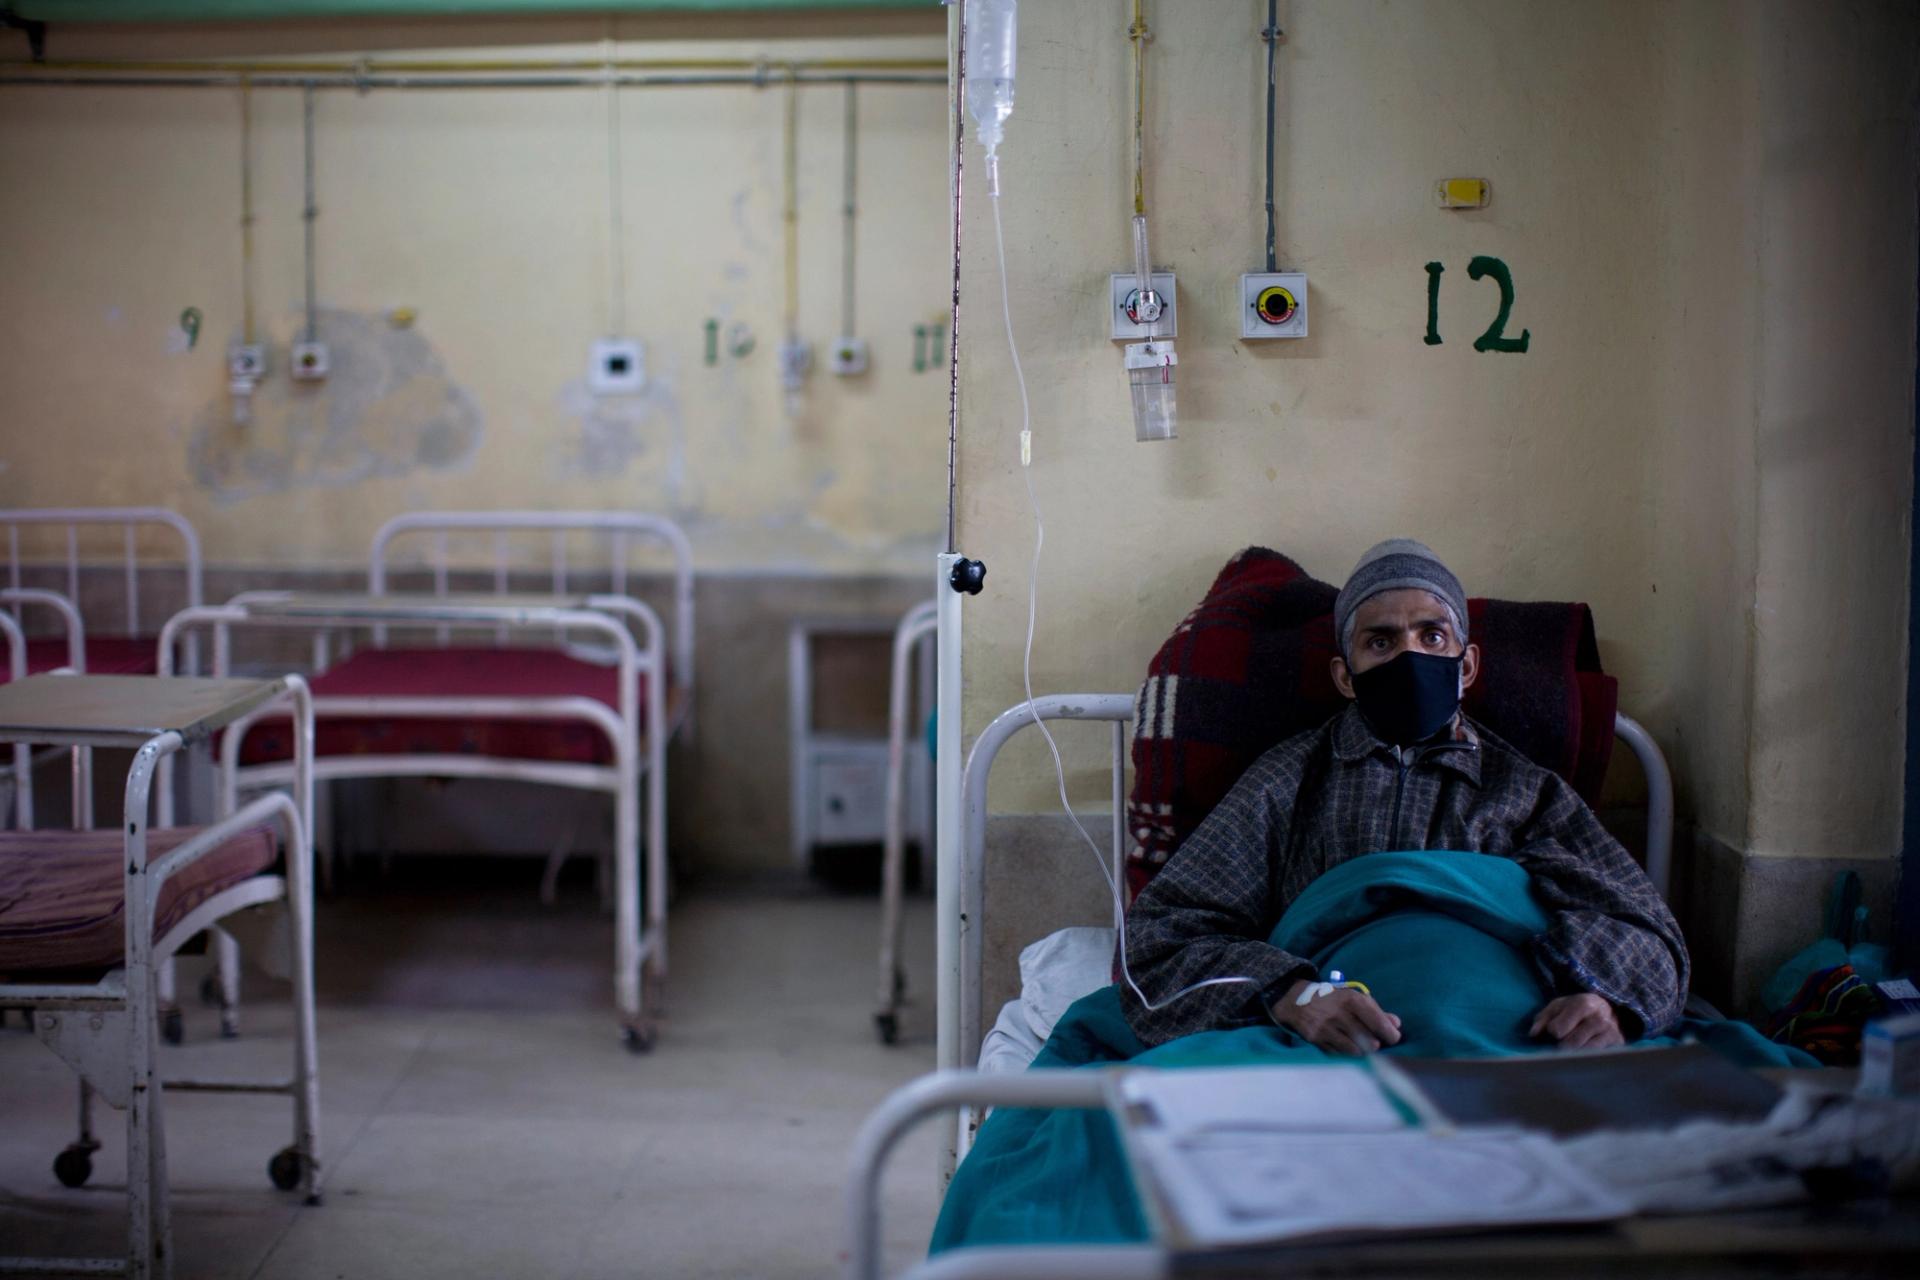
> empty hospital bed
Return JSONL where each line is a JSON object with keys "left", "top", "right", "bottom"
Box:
{"left": 162, "top": 509, "right": 694, "bottom": 1052}
{"left": 0, "top": 671, "right": 319, "bottom": 1280}
{"left": 0, "top": 507, "right": 203, "bottom": 679}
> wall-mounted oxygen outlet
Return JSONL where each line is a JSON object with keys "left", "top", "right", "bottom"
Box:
{"left": 589, "top": 338, "right": 644, "bottom": 395}
{"left": 829, "top": 337, "right": 869, "bottom": 376}
{"left": 228, "top": 343, "right": 268, "bottom": 381}
{"left": 290, "top": 341, "right": 330, "bottom": 381}
{"left": 1240, "top": 272, "right": 1309, "bottom": 339}
{"left": 1109, "top": 271, "right": 1178, "bottom": 340}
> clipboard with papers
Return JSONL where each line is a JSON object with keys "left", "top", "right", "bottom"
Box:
{"left": 1110, "top": 1060, "right": 1636, "bottom": 1250}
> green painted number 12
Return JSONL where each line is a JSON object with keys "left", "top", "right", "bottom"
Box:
{"left": 1424, "top": 256, "right": 1530, "bottom": 353}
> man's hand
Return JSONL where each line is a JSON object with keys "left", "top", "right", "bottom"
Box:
{"left": 1271, "top": 979, "right": 1402, "bottom": 1056}
{"left": 1530, "top": 993, "right": 1625, "bottom": 1050}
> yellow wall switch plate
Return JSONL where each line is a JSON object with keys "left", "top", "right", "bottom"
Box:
{"left": 1436, "top": 178, "right": 1492, "bottom": 209}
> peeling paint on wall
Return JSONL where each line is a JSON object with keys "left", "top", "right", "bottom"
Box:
{"left": 185, "top": 308, "right": 481, "bottom": 502}
{"left": 555, "top": 365, "right": 689, "bottom": 503}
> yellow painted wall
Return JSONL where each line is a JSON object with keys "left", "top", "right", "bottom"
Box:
{"left": 957, "top": 0, "right": 1918, "bottom": 868}
{"left": 0, "top": 12, "right": 949, "bottom": 575}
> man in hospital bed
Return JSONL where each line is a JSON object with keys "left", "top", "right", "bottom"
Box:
{"left": 1121, "top": 538, "right": 1688, "bottom": 1059}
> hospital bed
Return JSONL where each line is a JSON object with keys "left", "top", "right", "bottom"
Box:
{"left": 0, "top": 671, "right": 319, "bottom": 1280}
{"left": 875, "top": 597, "right": 937, "bottom": 1044}
{"left": 840, "top": 693, "right": 1715, "bottom": 1280}
{"left": 945, "top": 693, "right": 1676, "bottom": 1164}
{"left": 0, "top": 507, "right": 204, "bottom": 678}
{"left": 160, "top": 510, "right": 694, "bottom": 1052}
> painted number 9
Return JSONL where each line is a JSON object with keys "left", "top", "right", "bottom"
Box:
{"left": 1423, "top": 256, "right": 1530, "bottom": 353}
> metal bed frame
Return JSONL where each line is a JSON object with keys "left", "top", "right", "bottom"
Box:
{"left": 1, "top": 507, "right": 204, "bottom": 673}
{"left": 0, "top": 587, "right": 88, "bottom": 830}
{"left": 0, "top": 673, "right": 319, "bottom": 1280}
{"left": 158, "top": 511, "right": 695, "bottom": 1051}
{"left": 875, "top": 598, "right": 938, "bottom": 1044}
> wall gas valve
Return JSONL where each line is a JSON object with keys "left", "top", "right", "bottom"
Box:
{"left": 1240, "top": 272, "right": 1309, "bottom": 340}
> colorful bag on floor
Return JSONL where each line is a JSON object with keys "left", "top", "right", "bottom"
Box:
{"left": 1760, "top": 871, "right": 1895, "bottom": 1065}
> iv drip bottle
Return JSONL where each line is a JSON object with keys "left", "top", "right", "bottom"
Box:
{"left": 966, "top": 0, "right": 1018, "bottom": 156}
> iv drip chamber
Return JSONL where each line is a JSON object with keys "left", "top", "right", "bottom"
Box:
{"left": 966, "top": 0, "right": 1018, "bottom": 156}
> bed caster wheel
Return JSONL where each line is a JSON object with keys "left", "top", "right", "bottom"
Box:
{"left": 875, "top": 1012, "right": 899, "bottom": 1045}
{"left": 621, "top": 1024, "right": 657, "bottom": 1055}
{"left": 161, "top": 1008, "right": 184, "bottom": 1046}
{"left": 219, "top": 1014, "right": 241, "bottom": 1041}
{"left": 199, "top": 973, "right": 221, "bottom": 1007}
{"left": 53, "top": 1146, "right": 93, "bottom": 1189}
{"left": 269, "top": 1147, "right": 309, "bottom": 1192}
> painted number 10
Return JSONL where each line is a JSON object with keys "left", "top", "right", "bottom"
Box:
{"left": 1424, "top": 257, "right": 1530, "bottom": 353}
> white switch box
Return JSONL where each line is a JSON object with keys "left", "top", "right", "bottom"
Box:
{"left": 228, "top": 343, "right": 268, "bottom": 380}
{"left": 1240, "top": 272, "right": 1309, "bottom": 339}
{"left": 1109, "top": 271, "right": 1178, "bottom": 340}
{"left": 829, "top": 336, "right": 868, "bottom": 376}
{"left": 290, "top": 341, "right": 329, "bottom": 380}
{"left": 588, "top": 338, "right": 645, "bottom": 394}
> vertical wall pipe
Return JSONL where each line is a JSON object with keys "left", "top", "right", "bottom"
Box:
{"left": 840, "top": 82, "right": 858, "bottom": 338}
{"left": 301, "top": 83, "right": 318, "bottom": 342}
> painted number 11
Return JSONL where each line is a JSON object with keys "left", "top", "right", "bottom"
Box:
{"left": 1424, "top": 257, "right": 1530, "bottom": 353}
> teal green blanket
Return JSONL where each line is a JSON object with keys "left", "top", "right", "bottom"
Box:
{"left": 932, "top": 850, "right": 1813, "bottom": 1252}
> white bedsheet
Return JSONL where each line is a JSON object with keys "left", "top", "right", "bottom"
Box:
{"left": 979, "top": 926, "right": 1117, "bottom": 1075}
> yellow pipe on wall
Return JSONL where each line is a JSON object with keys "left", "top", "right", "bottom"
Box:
{"left": 2, "top": 55, "right": 945, "bottom": 75}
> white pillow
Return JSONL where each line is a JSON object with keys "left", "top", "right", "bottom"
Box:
{"left": 1017, "top": 926, "right": 1118, "bottom": 1045}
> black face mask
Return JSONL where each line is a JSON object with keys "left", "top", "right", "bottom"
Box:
{"left": 1349, "top": 650, "right": 1463, "bottom": 749}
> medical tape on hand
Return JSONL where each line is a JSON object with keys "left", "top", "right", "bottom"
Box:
{"left": 1294, "top": 979, "right": 1372, "bottom": 1006}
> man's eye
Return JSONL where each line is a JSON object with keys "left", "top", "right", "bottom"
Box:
{"left": 1423, "top": 631, "right": 1444, "bottom": 646}
{"left": 1369, "top": 637, "right": 1389, "bottom": 650}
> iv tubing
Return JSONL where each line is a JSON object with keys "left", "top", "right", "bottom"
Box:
{"left": 990, "top": 163, "right": 1255, "bottom": 1015}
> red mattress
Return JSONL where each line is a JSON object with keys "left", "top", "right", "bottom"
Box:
{"left": 0, "top": 635, "right": 159, "bottom": 683}
{"left": 0, "top": 825, "right": 277, "bottom": 977}
{"left": 238, "top": 646, "right": 656, "bottom": 767}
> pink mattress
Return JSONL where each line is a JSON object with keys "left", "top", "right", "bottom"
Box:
{"left": 237, "top": 646, "right": 660, "bottom": 767}
{"left": 0, "top": 635, "right": 159, "bottom": 683}
{"left": 0, "top": 825, "right": 277, "bottom": 977}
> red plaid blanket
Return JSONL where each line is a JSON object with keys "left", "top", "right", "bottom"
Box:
{"left": 1127, "top": 548, "right": 1617, "bottom": 899}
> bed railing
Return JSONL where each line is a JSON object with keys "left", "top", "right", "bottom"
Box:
{"left": 875, "top": 598, "right": 938, "bottom": 1042}
{"left": 1, "top": 507, "right": 203, "bottom": 640}
{"left": 368, "top": 509, "right": 695, "bottom": 729}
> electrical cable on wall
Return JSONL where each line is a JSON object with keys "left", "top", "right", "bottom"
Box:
{"left": 302, "top": 84, "right": 317, "bottom": 343}
{"left": 777, "top": 68, "right": 811, "bottom": 409}
{"left": 829, "top": 81, "right": 869, "bottom": 375}
{"left": 604, "top": 37, "right": 628, "bottom": 339}
{"left": 841, "top": 82, "right": 858, "bottom": 341}
{"left": 289, "top": 82, "right": 330, "bottom": 382}
{"left": 1264, "top": 0, "right": 1279, "bottom": 273}
{"left": 239, "top": 77, "right": 255, "bottom": 347}
{"left": 228, "top": 75, "right": 265, "bottom": 425}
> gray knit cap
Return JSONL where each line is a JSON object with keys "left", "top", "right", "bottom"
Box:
{"left": 1333, "top": 538, "right": 1469, "bottom": 659}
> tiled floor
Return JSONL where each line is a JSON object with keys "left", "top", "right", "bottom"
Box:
{"left": 0, "top": 869, "right": 942, "bottom": 1278}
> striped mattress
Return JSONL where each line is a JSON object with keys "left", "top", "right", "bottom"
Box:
{"left": 0, "top": 825, "right": 277, "bottom": 977}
